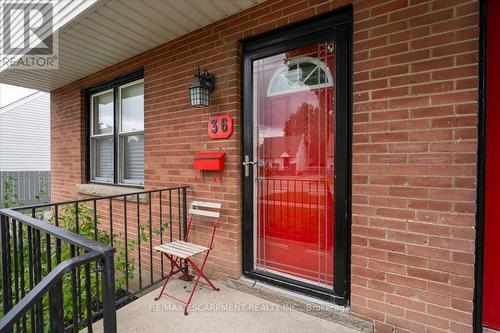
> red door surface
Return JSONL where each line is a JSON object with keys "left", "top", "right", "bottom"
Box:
{"left": 484, "top": 0, "right": 500, "bottom": 329}
{"left": 253, "top": 41, "right": 335, "bottom": 287}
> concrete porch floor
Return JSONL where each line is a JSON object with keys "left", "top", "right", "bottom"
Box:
{"left": 91, "top": 278, "right": 364, "bottom": 333}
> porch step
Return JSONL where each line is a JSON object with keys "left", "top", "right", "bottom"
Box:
{"left": 227, "top": 278, "right": 373, "bottom": 333}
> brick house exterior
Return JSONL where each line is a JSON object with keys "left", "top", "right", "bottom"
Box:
{"left": 46, "top": 1, "right": 479, "bottom": 332}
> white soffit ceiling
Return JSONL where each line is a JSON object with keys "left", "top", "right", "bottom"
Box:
{"left": 0, "top": 0, "right": 265, "bottom": 92}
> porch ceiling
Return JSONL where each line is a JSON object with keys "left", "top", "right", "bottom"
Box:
{"left": 0, "top": 0, "right": 265, "bottom": 92}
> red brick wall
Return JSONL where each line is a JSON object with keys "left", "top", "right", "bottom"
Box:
{"left": 351, "top": 1, "right": 478, "bottom": 332}
{"left": 50, "top": 0, "right": 479, "bottom": 332}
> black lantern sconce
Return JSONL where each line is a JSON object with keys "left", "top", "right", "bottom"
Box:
{"left": 189, "top": 66, "right": 215, "bottom": 107}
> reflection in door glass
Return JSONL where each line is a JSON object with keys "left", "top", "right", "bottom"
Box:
{"left": 253, "top": 41, "right": 335, "bottom": 287}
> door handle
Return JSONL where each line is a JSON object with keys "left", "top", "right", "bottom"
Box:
{"left": 243, "top": 155, "right": 257, "bottom": 177}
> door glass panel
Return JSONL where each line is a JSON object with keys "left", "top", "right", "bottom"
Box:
{"left": 253, "top": 41, "right": 335, "bottom": 287}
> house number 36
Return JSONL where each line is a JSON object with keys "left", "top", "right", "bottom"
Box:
{"left": 208, "top": 114, "right": 233, "bottom": 139}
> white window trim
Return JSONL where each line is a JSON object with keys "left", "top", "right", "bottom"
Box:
{"left": 266, "top": 56, "right": 334, "bottom": 97}
{"left": 117, "top": 79, "right": 144, "bottom": 186}
{"left": 89, "top": 79, "right": 145, "bottom": 186}
{"left": 90, "top": 89, "right": 114, "bottom": 183}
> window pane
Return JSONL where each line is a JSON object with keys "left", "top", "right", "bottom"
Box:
{"left": 123, "top": 134, "right": 144, "bottom": 182}
{"left": 121, "top": 82, "right": 144, "bottom": 132}
{"left": 284, "top": 64, "right": 298, "bottom": 83}
{"left": 93, "top": 136, "right": 113, "bottom": 180}
{"left": 298, "top": 61, "right": 316, "bottom": 82}
{"left": 305, "top": 67, "right": 320, "bottom": 86}
{"left": 93, "top": 92, "right": 114, "bottom": 135}
{"left": 268, "top": 58, "right": 332, "bottom": 96}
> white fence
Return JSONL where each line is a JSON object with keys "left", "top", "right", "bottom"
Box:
{"left": 0, "top": 171, "right": 50, "bottom": 208}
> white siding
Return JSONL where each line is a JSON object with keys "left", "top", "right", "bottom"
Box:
{"left": 0, "top": 0, "right": 264, "bottom": 92}
{"left": 0, "top": 92, "right": 50, "bottom": 171}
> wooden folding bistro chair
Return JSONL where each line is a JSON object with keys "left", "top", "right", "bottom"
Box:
{"left": 153, "top": 201, "right": 221, "bottom": 315}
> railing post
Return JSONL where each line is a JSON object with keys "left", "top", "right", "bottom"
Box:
{"left": 1, "top": 214, "right": 12, "bottom": 319}
{"left": 182, "top": 188, "right": 189, "bottom": 274}
{"left": 182, "top": 187, "right": 188, "bottom": 238}
{"left": 48, "top": 279, "right": 64, "bottom": 333}
{"left": 101, "top": 253, "right": 117, "bottom": 333}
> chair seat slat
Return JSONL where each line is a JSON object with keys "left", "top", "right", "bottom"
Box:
{"left": 173, "top": 240, "right": 209, "bottom": 252}
{"left": 168, "top": 241, "right": 207, "bottom": 254}
{"left": 154, "top": 241, "right": 208, "bottom": 259}
{"left": 154, "top": 244, "right": 191, "bottom": 258}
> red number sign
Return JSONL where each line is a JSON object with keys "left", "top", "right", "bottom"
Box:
{"left": 208, "top": 114, "right": 233, "bottom": 139}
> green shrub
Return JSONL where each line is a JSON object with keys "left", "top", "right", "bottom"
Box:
{"left": 0, "top": 177, "right": 167, "bottom": 331}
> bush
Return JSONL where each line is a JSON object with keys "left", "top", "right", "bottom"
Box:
{"left": 0, "top": 177, "right": 167, "bottom": 331}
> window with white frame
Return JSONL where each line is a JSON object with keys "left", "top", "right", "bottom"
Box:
{"left": 89, "top": 78, "right": 144, "bottom": 186}
{"left": 266, "top": 56, "right": 333, "bottom": 97}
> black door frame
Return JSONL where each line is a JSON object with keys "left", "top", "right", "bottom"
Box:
{"left": 474, "top": 0, "right": 487, "bottom": 332}
{"left": 240, "top": 6, "right": 353, "bottom": 306}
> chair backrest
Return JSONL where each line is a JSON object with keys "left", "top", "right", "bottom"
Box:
{"left": 189, "top": 201, "right": 222, "bottom": 219}
{"left": 185, "top": 201, "right": 222, "bottom": 246}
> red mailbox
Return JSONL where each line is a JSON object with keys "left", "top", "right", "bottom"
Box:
{"left": 194, "top": 152, "right": 225, "bottom": 171}
{"left": 194, "top": 152, "right": 225, "bottom": 182}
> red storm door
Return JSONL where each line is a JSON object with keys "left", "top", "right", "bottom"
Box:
{"left": 253, "top": 41, "right": 335, "bottom": 287}
{"left": 484, "top": 0, "right": 500, "bottom": 329}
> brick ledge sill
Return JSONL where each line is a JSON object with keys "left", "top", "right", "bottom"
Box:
{"left": 76, "top": 183, "right": 148, "bottom": 203}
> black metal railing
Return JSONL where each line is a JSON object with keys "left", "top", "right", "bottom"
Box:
{"left": 0, "top": 209, "right": 116, "bottom": 333}
{"left": 0, "top": 186, "right": 188, "bottom": 332}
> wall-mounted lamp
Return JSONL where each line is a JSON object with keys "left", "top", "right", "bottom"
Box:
{"left": 189, "top": 66, "right": 215, "bottom": 107}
